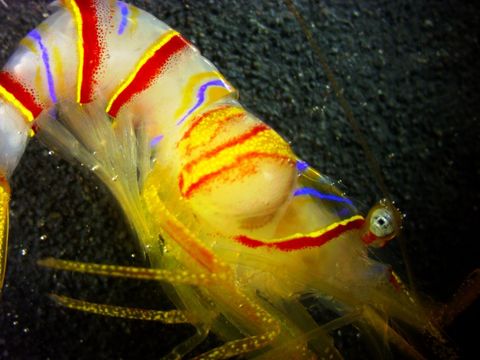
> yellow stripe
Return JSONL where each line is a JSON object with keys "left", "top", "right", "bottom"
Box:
{"left": 19, "top": 37, "right": 38, "bottom": 54}
{"left": 129, "top": 4, "right": 139, "bottom": 34}
{"left": 106, "top": 29, "right": 178, "bottom": 114}
{"left": 0, "top": 84, "right": 34, "bottom": 122}
{"left": 256, "top": 215, "right": 365, "bottom": 244}
{"left": 65, "top": 0, "right": 84, "bottom": 103}
{"left": 34, "top": 68, "right": 43, "bottom": 96}
{"left": 52, "top": 45, "right": 65, "bottom": 97}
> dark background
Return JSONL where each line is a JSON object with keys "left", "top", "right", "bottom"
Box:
{"left": 0, "top": 0, "right": 479, "bottom": 359}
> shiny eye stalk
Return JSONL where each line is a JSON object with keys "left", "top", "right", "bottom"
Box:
{"left": 370, "top": 208, "right": 395, "bottom": 237}
{"left": 362, "top": 199, "right": 403, "bottom": 248}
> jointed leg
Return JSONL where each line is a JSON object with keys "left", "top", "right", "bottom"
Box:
{"left": 38, "top": 257, "right": 215, "bottom": 326}
{"left": 38, "top": 257, "right": 215, "bottom": 285}
{"left": 163, "top": 325, "right": 210, "bottom": 360}
{"left": 50, "top": 293, "right": 189, "bottom": 323}
{"left": 188, "top": 287, "right": 281, "bottom": 360}
{"left": 39, "top": 257, "right": 282, "bottom": 359}
{"left": 45, "top": 262, "right": 214, "bottom": 359}
{"left": 362, "top": 306, "right": 427, "bottom": 360}
{"left": 434, "top": 268, "right": 480, "bottom": 327}
{"left": 191, "top": 327, "right": 279, "bottom": 360}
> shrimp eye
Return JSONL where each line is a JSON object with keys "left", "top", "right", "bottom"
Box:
{"left": 370, "top": 208, "right": 395, "bottom": 237}
{"left": 362, "top": 199, "right": 402, "bottom": 247}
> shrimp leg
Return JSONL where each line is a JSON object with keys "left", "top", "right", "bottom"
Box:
{"left": 191, "top": 329, "right": 279, "bottom": 360}
{"left": 39, "top": 257, "right": 281, "bottom": 359}
{"left": 39, "top": 258, "right": 218, "bottom": 358}
{"left": 37, "top": 257, "right": 217, "bottom": 285}
{"left": 362, "top": 306, "right": 427, "bottom": 360}
{"left": 49, "top": 293, "right": 189, "bottom": 323}
{"left": 0, "top": 175, "right": 10, "bottom": 293}
{"left": 54, "top": 292, "right": 213, "bottom": 360}
{"left": 163, "top": 325, "right": 210, "bottom": 360}
{"left": 434, "top": 268, "right": 480, "bottom": 327}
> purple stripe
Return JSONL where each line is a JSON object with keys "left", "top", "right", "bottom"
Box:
{"left": 296, "top": 160, "right": 309, "bottom": 172}
{"left": 293, "top": 187, "right": 353, "bottom": 205}
{"left": 176, "top": 79, "right": 227, "bottom": 125}
{"left": 150, "top": 134, "right": 164, "bottom": 147}
{"left": 117, "top": 1, "right": 129, "bottom": 35}
{"left": 29, "top": 29, "right": 57, "bottom": 103}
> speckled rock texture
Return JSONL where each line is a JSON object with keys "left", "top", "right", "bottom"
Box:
{"left": 0, "top": 0, "right": 478, "bottom": 359}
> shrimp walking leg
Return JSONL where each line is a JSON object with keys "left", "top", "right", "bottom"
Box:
{"left": 362, "top": 306, "right": 427, "bottom": 360}
{"left": 37, "top": 257, "right": 215, "bottom": 285}
{"left": 49, "top": 294, "right": 189, "bottom": 323}
{"left": 0, "top": 175, "right": 9, "bottom": 291}
{"left": 163, "top": 325, "right": 210, "bottom": 360}
{"left": 434, "top": 268, "right": 480, "bottom": 327}
{"left": 191, "top": 329, "right": 279, "bottom": 360}
{"left": 40, "top": 257, "right": 282, "bottom": 359}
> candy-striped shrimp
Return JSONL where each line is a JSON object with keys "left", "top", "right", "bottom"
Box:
{"left": 1, "top": 0, "right": 478, "bottom": 359}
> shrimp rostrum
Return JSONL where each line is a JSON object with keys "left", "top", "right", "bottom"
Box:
{"left": 0, "top": 0, "right": 454, "bottom": 358}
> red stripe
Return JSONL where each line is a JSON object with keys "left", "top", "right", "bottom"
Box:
{"left": 0, "top": 71, "right": 43, "bottom": 118}
{"left": 180, "top": 106, "right": 229, "bottom": 142}
{"left": 107, "top": 34, "right": 188, "bottom": 117}
{"left": 75, "top": 0, "right": 105, "bottom": 103}
{"left": 234, "top": 218, "right": 365, "bottom": 252}
{"left": 182, "top": 152, "right": 291, "bottom": 198}
{"left": 184, "top": 124, "right": 269, "bottom": 173}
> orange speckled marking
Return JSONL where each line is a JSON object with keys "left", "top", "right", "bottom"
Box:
{"left": 177, "top": 105, "right": 294, "bottom": 198}
{"left": 181, "top": 152, "right": 292, "bottom": 198}
{"left": 177, "top": 105, "right": 295, "bottom": 198}
{"left": 178, "top": 105, "right": 245, "bottom": 156}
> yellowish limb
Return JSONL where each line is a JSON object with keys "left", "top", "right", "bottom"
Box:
{"left": 50, "top": 293, "right": 188, "bottom": 323}
{"left": 40, "top": 258, "right": 217, "bottom": 358}
{"left": 37, "top": 257, "right": 219, "bottom": 285}
{"left": 362, "top": 306, "right": 427, "bottom": 360}
{"left": 435, "top": 268, "right": 480, "bottom": 327}
{"left": 0, "top": 175, "right": 10, "bottom": 293}
{"left": 49, "top": 293, "right": 188, "bottom": 323}
{"left": 39, "top": 257, "right": 281, "bottom": 359}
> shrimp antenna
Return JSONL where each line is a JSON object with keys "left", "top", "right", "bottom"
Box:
{"left": 284, "top": 0, "right": 415, "bottom": 289}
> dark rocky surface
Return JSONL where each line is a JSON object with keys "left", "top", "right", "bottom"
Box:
{"left": 0, "top": 0, "right": 479, "bottom": 359}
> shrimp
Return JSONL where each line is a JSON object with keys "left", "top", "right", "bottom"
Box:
{"left": 0, "top": 0, "right": 478, "bottom": 359}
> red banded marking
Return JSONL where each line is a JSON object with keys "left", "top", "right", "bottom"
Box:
{"left": 0, "top": 71, "right": 44, "bottom": 123}
{"left": 180, "top": 152, "right": 291, "bottom": 198}
{"left": 179, "top": 106, "right": 246, "bottom": 155}
{"left": 234, "top": 215, "right": 365, "bottom": 252}
{"left": 183, "top": 124, "right": 269, "bottom": 173}
{"left": 64, "top": 0, "right": 107, "bottom": 104}
{"left": 106, "top": 30, "right": 189, "bottom": 117}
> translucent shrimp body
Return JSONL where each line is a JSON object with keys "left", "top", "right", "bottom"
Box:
{"left": 0, "top": 1, "right": 442, "bottom": 358}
